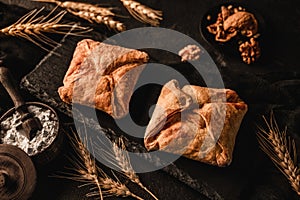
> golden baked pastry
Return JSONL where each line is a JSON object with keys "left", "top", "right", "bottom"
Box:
{"left": 58, "top": 39, "right": 149, "bottom": 118}
{"left": 144, "top": 80, "right": 248, "bottom": 167}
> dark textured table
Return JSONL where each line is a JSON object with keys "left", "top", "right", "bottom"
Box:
{"left": 0, "top": 0, "right": 299, "bottom": 200}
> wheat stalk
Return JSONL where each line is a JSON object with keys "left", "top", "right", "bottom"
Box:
{"left": 113, "top": 138, "right": 159, "bottom": 200}
{"left": 34, "top": 0, "right": 115, "bottom": 16}
{"left": 67, "top": 10, "right": 125, "bottom": 32}
{"left": 257, "top": 113, "right": 300, "bottom": 195}
{"left": 53, "top": 127, "right": 143, "bottom": 200}
{"left": 119, "top": 0, "right": 162, "bottom": 26}
{"left": 94, "top": 136, "right": 158, "bottom": 200}
{"left": 88, "top": 169, "right": 144, "bottom": 200}
{"left": 0, "top": 7, "right": 91, "bottom": 51}
{"left": 53, "top": 129, "right": 103, "bottom": 200}
{"left": 34, "top": 0, "right": 125, "bottom": 31}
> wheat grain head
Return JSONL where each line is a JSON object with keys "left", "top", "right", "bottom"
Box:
{"left": 0, "top": 7, "right": 91, "bottom": 51}
{"left": 94, "top": 136, "right": 158, "bottom": 200}
{"left": 257, "top": 113, "right": 300, "bottom": 195}
{"left": 120, "top": 0, "right": 162, "bottom": 26}
{"left": 34, "top": 0, "right": 115, "bottom": 16}
{"left": 53, "top": 128, "right": 103, "bottom": 200}
{"left": 34, "top": 0, "right": 125, "bottom": 31}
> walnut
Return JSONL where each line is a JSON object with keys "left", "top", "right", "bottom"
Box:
{"left": 207, "top": 11, "right": 226, "bottom": 41}
{"left": 223, "top": 12, "right": 258, "bottom": 37}
{"left": 178, "top": 45, "right": 202, "bottom": 62}
{"left": 206, "top": 5, "right": 261, "bottom": 64}
{"left": 207, "top": 7, "right": 258, "bottom": 42}
{"left": 239, "top": 37, "right": 261, "bottom": 64}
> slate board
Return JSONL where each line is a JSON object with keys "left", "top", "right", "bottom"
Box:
{"left": 0, "top": 0, "right": 298, "bottom": 199}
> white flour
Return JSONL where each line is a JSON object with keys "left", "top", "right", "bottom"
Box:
{"left": 0, "top": 105, "right": 58, "bottom": 156}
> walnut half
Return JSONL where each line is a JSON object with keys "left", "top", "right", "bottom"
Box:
{"left": 239, "top": 37, "right": 261, "bottom": 64}
{"left": 207, "top": 6, "right": 258, "bottom": 43}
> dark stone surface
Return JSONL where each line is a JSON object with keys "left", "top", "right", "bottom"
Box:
{"left": 0, "top": 0, "right": 299, "bottom": 199}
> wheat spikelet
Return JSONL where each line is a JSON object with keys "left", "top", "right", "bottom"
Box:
{"left": 87, "top": 168, "right": 144, "bottom": 200}
{"left": 112, "top": 137, "right": 159, "bottom": 200}
{"left": 120, "top": 0, "right": 162, "bottom": 26}
{"left": 72, "top": 132, "right": 143, "bottom": 200}
{"left": 67, "top": 10, "right": 125, "bottom": 32}
{"left": 34, "top": 0, "right": 115, "bottom": 16}
{"left": 34, "top": 0, "right": 125, "bottom": 31}
{"left": 94, "top": 136, "right": 158, "bottom": 200}
{"left": 54, "top": 127, "right": 143, "bottom": 200}
{"left": 0, "top": 7, "right": 91, "bottom": 51}
{"left": 53, "top": 129, "right": 104, "bottom": 200}
{"left": 257, "top": 113, "right": 300, "bottom": 196}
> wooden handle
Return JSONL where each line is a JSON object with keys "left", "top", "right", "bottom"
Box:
{"left": 0, "top": 67, "right": 25, "bottom": 109}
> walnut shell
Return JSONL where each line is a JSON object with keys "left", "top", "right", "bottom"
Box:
{"left": 223, "top": 11, "right": 258, "bottom": 37}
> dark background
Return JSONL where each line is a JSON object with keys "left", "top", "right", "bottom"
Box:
{"left": 0, "top": 0, "right": 299, "bottom": 199}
